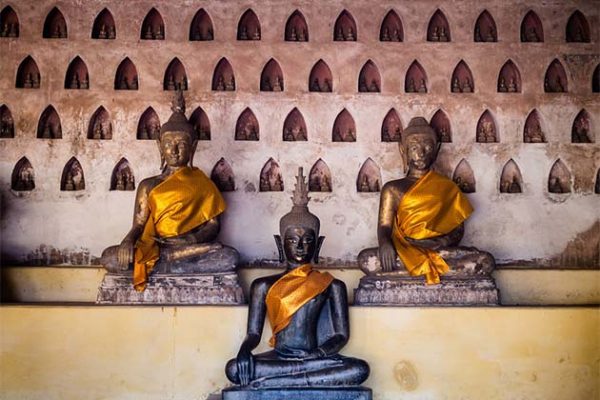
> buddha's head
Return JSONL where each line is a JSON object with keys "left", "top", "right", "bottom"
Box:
{"left": 400, "top": 117, "right": 440, "bottom": 172}
{"left": 158, "top": 90, "right": 197, "bottom": 170}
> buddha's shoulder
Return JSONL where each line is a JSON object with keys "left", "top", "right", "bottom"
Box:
{"left": 137, "top": 175, "right": 164, "bottom": 192}
{"left": 250, "top": 274, "right": 284, "bottom": 292}
{"left": 381, "top": 178, "right": 416, "bottom": 195}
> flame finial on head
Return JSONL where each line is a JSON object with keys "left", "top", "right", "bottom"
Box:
{"left": 279, "top": 167, "right": 320, "bottom": 237}
{"left": 160, "top": 89, "right": 195, "bottom": 139}
{"left": 171, "top": 88, "right": 186, "bottom": 114}
{"left": 291, "top": 167, "right": 310, "bottom": 209}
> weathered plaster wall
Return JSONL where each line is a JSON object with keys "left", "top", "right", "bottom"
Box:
{"left": 0, "top": 0, "right": 598, "bottom": 266}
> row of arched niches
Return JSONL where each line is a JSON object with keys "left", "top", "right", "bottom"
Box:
{"left": 0, "top": 104, "right": 596, "bottom": 144}
{"left": 0, "top": 6, "right": 594, "bottom": 43}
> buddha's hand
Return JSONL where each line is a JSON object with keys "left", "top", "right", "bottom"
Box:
{"left": 117, "top": 239, "right": 135, "bottom": 270}
{"left": 405, "top": 237, "right": 442, "bottom": 250}
{"left": 379, "top": 242, "right": 397, "bottom": 272}
{"left": 236, "top": 346, "right": 254, "bottom": 386}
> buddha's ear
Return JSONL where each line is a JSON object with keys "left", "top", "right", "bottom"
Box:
{"left": 189, "top": 139, "right": 198, "bottom": 168}
{"left": 157, "top": 138, "right": 165, "bottom": 171}
{"left": 398, "top": 143, "right": 407, "bottom": 173}
{"left": 314, "top": 236, "right": 325, "bottom": 264}
{"left": 274, "top": 235, "right": 284, "bottom": 263}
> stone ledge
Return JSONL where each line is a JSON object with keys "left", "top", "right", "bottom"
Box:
{"left": 222, "top": 387, "right": 372, "bottom": 400}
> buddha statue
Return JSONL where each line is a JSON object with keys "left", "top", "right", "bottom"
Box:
{"left": 224, "top": 168, "right": 370, "bottom": 391}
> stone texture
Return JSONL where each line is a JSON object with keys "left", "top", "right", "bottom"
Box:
{"left": 222, "top": 387, "right": 372, "bottom": 400}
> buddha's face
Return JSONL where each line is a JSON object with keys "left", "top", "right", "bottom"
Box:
{"left": 403, "top": 132, "right": 439, "bottom": 171}
{"left": 160, "top": 131, "right": 192, "bottom": 168}
{"left": 283, "top": 226, "right": 317, "bottom": 265}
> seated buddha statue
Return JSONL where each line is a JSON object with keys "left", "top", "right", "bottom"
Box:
{"left": 358, "top": 117, "right": 495, "bottom": 284}
{"left": 101, "top": 91, "right": 238, "bottom": 291}
{"left": 225, "top": 168, "right": 369, "bottom": 388}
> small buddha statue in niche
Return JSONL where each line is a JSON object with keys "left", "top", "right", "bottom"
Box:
{"left": 359, "top": 77, "right": 368, "bottom": 92}
{"left": 462, "top": 78, "right": 473, "bottom": 93}
{"left": 335, "top": 27, "right": 344, "bottom": 41}
{"left": 381, "top": 26, "right": 390, "bottom": 41}
{"left": 406, "top": 78, "right": 416, "bottom": 93}
{"left": 452, "top": 77, "right": 461, "bottom": 93}
{"left": 226, "top": 76, "right": 235, "bottom": 91}
{"left": 225, "top": 168, "right": 369, "bottom": 388}
{"left": 418, "top": 79, "right": 427, "bottom": 93}
{"left": 310, "top": 77, "right": 321, "bottom": 92}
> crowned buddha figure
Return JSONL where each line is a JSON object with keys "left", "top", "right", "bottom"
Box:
{"left": 223, "top": 168, "right": 370, "bottom": 396}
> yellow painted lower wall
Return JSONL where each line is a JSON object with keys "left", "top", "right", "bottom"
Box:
{"left": 0, "top": 306, "right": 598, "bottom": 400}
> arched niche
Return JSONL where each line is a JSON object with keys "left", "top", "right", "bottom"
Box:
{"left": 260, "top": 59, "right": 284, "bottom": 91}
{"left": 427, "top": 9, "right": 450, "bottom": 42}
{"left": 566, "top": 10, "right": 590, "bottom": 43}
{"left": 357, "top": 158, "right": 381, "bottom": 192}
{"left": 451, "top": 60, "right": 474, "bottom": 93}
{"left": 141, "top": 8, "right": 164, "bottom": 40}
{"left": 521, "top": 10, "right": 543, "bottom": 42}
{"left": 476, "top": 110, "right": 498, "bottom": 143}
{"left": 114, "top": 58, "right": 138, "bottom": 90}
{"left": 500, "top": 159, "right": 523, "bottom": 193}
{"left": 0, "top": 6, "right": 19, "bottom": 37}
{"left": 405, "top": 60, "right": 427, "bottom": 93}
{"left": 497, "top": 60, "right": 521, "bottom": 93}
{"left": 235, "top": 108, "right": 259, "bottom": 141}
{"left": 474, "top": 10, "right": 497, "bottom": 42}
{"left": 430, "top": 109, "right": 452, "bottom": 142}
{"left": 110, "top": 158, "right": 135, "bottom": 191}
{"left": 163, "top": 58, "right": 187, "bottom": 91}
{"left": 572, "top": 109, "right": 592, "bottom": 143}
{"left": 189, "top": 9, "right": 214, "bottom": 41}
{"left": 212, "top": 58, "right": 235, "bottom": 91}
{"left": 381, "top": 108, "right": 402, "bottom": 142}
{"left": 237, "top": 9, "right": 260, "bottom": 40}
{"left": 332, "top": 109, "right": 356, "bottom": 142}
{"left": 285, "top": 10, "right": 308, "bottom": 41}
{"left": 37, "top": 105, "right": 62, "bottom": 139}
{"left": 0, "top": 105, "right": 15, "bottom": 138}
{"left": 334, "top": 10, "right": 357, "bottom": 41}
{"left": 595, "top": 169, "right": 600, "bottom": 194}
{"left": 43, "top": 7, "right": 67, "bottom": 38}
{"left": 453, "top": 159, "right": 475, "bottom": 193}
{"left": 548, "top": 159, "right": 572, "bottom": 193}
{"left": 11, "top": 157, "right": 35, "bottom": 191}
{"left": 259, "top": 158, "right": 283, "bottom": 192}
{"left": 523, "top": 109, "right": 546, "bottom": 143}
{"left": 16, "top": 56, "right": 40, "bottom": 88}
{"left": 211, "top": 158, "right": 235, "bottom": 192}
{"left": 544, "top": 59, "right": 568, "bottom": 93}
{"left": 593, "top": 64, "right": 600, "bottom": 93}
{"left": 136, "top": 107, "right": 160, "bottom": 140}
{"left": 64, "top": 56, "right": 89, "bottom": 89}
{"left": 189, "top": 107, "right": 210, "bottom": 140}
{"left": 61, "top": 157, "right": 85, "bottom": 191}
{"left": 309, "top": 159, "right": 332, "bottom": 192}
{"left": 283, "top": 108, "right": 307, "bottom": 141}
{"left": 358, "top": 60, "right": 381, "bottom": 93}
{"left": 309, "top": 59, "right": 333, "bottom": 92}
{"left": 88, "top": 106, "right": 112, "bottom": 140}
{"left": 380, "top": 10, "right": 403, "bottom": 42}
{"left": 92, "top": 8, "right": 115, "bottom": 39}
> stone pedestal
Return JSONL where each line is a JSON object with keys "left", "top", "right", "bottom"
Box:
{"left": 222, "top": 387, "right": 372, "bottom": 400}
{"left": 96, "top": 272, "right": 245, "bottom": 304}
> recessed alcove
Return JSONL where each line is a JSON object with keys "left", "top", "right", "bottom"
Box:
{"left": 110, "top": 158, "right": 135, "bottom": 191}
{"left": 572, "top": 109, "right": 592, "bottom": 143}
{"left": 189, "top": 107, "right": 210, "bottom": 140}
{"left": 189, "top": 9, "right": 213, "bottom": 41}
{"left": 430, "top": 109, "right": 452, "bottom": 142}
{"left": 497, "top": 60, "right": 521, "bottom": 92}
{"left": 237, "top": 9, "right": 260, "bottom": 40}
{"left": 357, "top": 158, "right": 381, "bottom": 192}
{"left": 64, "top": 57, "right": 89, "bottom": 89}
{"left": 0, "top": 6, "right": 19, "bottom": 37}
{"left": 333, "top": 10, "right": 357, "bottom": 41}
{"left": 285, "top": 10, "right": 308, "bottom": 41}
{"left": 381, "top": 108, "right": 402, "bottom": 142}
{"left": 451, "top": 60, "right": 474, "bottom": 93}
{"left": 332, "top": 109, "right": 356, "bottom": 142}
{"left": 163, "top": 58, "right": 187, "bottom": 90}
{"left": 358, "top": 60, "right": 381, "bottom": 93}
{"left": 474, "top": 10, "right": 497, "bottom": 42}
{"left": 114, "top": 58, "right": 138, "bottom": 90}
{"left": 11, "top": 157, "right": 35, "bottom": 191}
{"left": 211, "top": 158, "right": 235, "bottom": 192}
{"left": 88, "top": 107, "right": 112, "bottom": 140}
{"left": 524, "top": 109, "right": 546, "bottom": 143}
{"left": 61, "top": 157, "right": 85, "bottom": 191}
{"left": 452, "top": 159, "right": 476, "bottom": 193}
{"left": 141, "top": 8, "right": 164, "bottom": 40}
{"left": 283, "top": 108, "right": 307, "bottom": 141}
{"left": 500, "top": 159, "right": 523, "bottom": 193}
{"left": 405, "top": 61, "right": 427, "bottom": 93}
{"left": 476, "top": 110, "right": 498, "bottom": 143}
{"left": 308, "top": 159, "right": 332, "bottom": 192}
{"left": 235, "top": 108, "right": 259, "bottom": 141}
{"left": 212, "top": 58, "right": 235, "bottom": 91}
{"left": 92, "top": 8, "right": 115, "bottom": 39}
{"left": 544, "top": 59, "right": 568, "bottom": 93}
{"left": 260, "top": 59, "right": 284, "bottom": 92}
{"left": 309, "top": 60, "right": 333, "bottom": 92}
{"left": 37, "top": 106, "right": 61, "bottom": 139}
{"left": 380, "top": 10, "right": 403, "bottom": 41}
{"left": 548, "top": 160, "right": 572, "bottom": 194}
{"left": 566, "top": 10, "right": 590, "bottom": 42}
{"left": 521, "top": 10, "right": 543, "bottom": 42}
{"left": 136, "top": 107, "right": 160, "bottom": 140}
{"left": 16, "top": 56, "right": 40, "bottom": 88}
{"left": 43, "top": 7, "right": 67, "bottom": 38}
{"left": 0, "top": 105, "right": 14, "bottom": 138}
{"left": 595, "top": 169, "right": 600, "bottom": 194}
{"left": 593, "top": 64, "right": 600, "bottom": 93}
{"left": 427, "top": 9, "right": 451, "bottom": 42}
{"left": 259, "top": 158, "right": 283, "bottom": 192}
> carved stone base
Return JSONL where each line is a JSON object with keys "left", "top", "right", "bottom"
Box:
{"left": 222, "top": 387, "right": 372, "bottom": 400}
{"left": 354, "top": 276, "right": 499, "bottom": 306}
{"left": 96, "top": 272, "right": 245, "bottom": 304}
